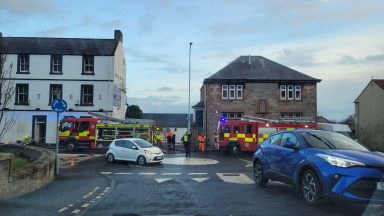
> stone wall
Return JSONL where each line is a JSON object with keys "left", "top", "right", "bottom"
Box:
{"left": 0, "top": 144, "right": 55, "bottom": 200}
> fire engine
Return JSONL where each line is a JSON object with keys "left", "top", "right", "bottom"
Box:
{"left": 215, "top": 115, "right": 317, "bottom": 153}
{"left": 59, "top": 116, "right": 154, "bottom": 151}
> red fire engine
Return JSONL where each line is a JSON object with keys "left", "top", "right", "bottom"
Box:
{"left": 215, "top": 116, "right": 317, "bottom": 153}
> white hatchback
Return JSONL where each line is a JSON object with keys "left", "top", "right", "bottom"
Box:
{"left": 106, "top": 138, "right": 164, "bottom": 166}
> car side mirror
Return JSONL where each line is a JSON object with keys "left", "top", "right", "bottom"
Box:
{"left": 132, "top": 146, "right": 139, "bottom": 150}
{"left": 282, "top": 141, "right": 296, "bottom": 149}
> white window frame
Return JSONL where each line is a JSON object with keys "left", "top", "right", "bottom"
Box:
{"left": 287, "top": 85, "right": 294, "bottom": 100}
{"left": 51, "top": 55, "right": 62, "bottom": 74}
{"left": 295, "top": 85, "right": 301, "bottom": 100}
{"left": 236, "top": 85, "right": 243, "bottom": 99}
{"left": 229, "top": 85, "right": 236, "bottom": 99}
{"left": 222, "top": 85, "right": 228, "bottom": 99}
{"left": 229, "top": 113, "right": 235, "bottom": 119}
{"left": 280, "top": 85, "right": 286, "bottom": 100}
{"left": 19, "top": 55, "right": 29, "bottom": 73}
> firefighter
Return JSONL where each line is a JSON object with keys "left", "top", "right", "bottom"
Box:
{"left": 198, "top": 133, "right": 205, "bottom": 152}
{"left": 166, "top": 129, "right": 173, "bottom": 150}
{"left": 154, "top": 128, "right": 163, "bottom": 147}
{"left": 181, "top": 131, "right": 191, "bottom": 157}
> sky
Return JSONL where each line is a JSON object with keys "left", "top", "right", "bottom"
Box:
{"left": 0, "top": 0, "right": 383, "bottom": 121}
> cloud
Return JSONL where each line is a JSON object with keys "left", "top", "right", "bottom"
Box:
{"left": 77, "top": 16, "right": 124, "bottom": 29}
{"left": 138, "top": 14, "right": 156, "bottom": 32}
{"left": 337, "top": 53, "right": 384, "bottom": 64}
{"left": 0, "top": 0, "right": 56, "bottom": 15}
{"left": 274, "top": 48, "right": 318, "bottom": 67}
{"left": 128, "top": 96, "right": 193, "bottom": 113}
{"left": 157, "top": 87, "right": 173, "bottom": 91}
{"left": 35, "top": 26, "right": 69, "bottom": 36}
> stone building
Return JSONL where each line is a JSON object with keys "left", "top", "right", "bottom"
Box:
{"left": 193, "top": 56, "right": 321, "bottom": 145}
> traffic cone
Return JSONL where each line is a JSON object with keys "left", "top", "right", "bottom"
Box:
{"left": 70, "top": 157, "right": 75, "bottom": 167}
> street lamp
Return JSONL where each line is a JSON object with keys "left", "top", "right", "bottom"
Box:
{"left": 188, "top": 42, "right": 193, "bottom": 132}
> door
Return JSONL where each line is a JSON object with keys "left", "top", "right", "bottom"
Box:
{"left": 32, "top": 115, "right": 47, "bottom": 144}
{"left": 123, "top": 140, "right": 139, "bottom": 161}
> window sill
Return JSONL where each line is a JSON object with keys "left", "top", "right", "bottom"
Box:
{"left": 79, "top": 104, "right": 94, "bottom": 106}
{"left": 14, "top": 103, "right": 29, "bottom": 106}
{"left": 81, "top": 73, "right": 95, "bottom": 75}
{"left": 16, "top": 72, "right": 30, "bottom": 74}
{"left": 49, "top": 72, "right": 63, "bottom": 75}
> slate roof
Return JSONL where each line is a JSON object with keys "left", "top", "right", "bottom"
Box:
{"left": 204, "top": 56, "right": 321, "bottom": 83}
{"left": 373, "top": 79, "right": 384, "bottom": 89}
{"left": 143, "top": 113, "right": 193, "bottom": 128}
{"left": 0, "top": 36, "right": 116, "bottom": 55}
{"left": 192, "top": 101, "right": 204, "bottom": 108}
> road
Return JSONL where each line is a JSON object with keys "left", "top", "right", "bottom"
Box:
{"left": 0, "top": 151, "right": 383, "bottom": 216}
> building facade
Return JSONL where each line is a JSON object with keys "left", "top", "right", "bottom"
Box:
{"left": 193, "top": 56, "right": 321, "bottom": 145}
{"left": 0, "top": 30, "right": 127, "bottom": 144}
{"left": 354, "top": 79, "right": 384, "bottom": 151}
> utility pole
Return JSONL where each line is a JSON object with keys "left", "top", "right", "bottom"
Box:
{"left": 188, "top": 42, "right": 193, "bottom": 132}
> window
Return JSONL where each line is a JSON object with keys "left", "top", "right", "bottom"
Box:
{"left": 288, "top": 85, "right": 294, "bottom": 100}
{"left": 233, "top": 126, "right": 240, "bottom": 133}
{"left": 17, "top": 55, "right": 29, "bottom": 73}
{"left": 82, "top": 56, "right": 94, "bottom": 75}
{"left": 124, "top": 140, "right": 136, "bottom": 149}
{"left": 280, "top": 84, "right": 302, "bottom": 100}
{"left": 229, "top": 113, "right": 235, "bottom": 119}
{"left": 49, "top": 84, "right": 62, "bottom": 105}
{"left": 270, "top": 133, "right": 282, "bottom": 145}
{"left": 280, "top": 85, "right": 286, "bottom": 99}
{"left": 79, "top": 121, "right": 89, "bottom": 132}
{"left": 80, "top": 85, "right": 93, "bottom": 105}
{"left": 15, "top": 84, "right": 29, "bottom": 105}
{"left": 222, "top": 85, "right": 228, "bottom": 99}
{"left": 281, "top": 112, "right": 303, "bottom": 119}
{"left": 51, "top": 55, "right": 62, "bottom": 74}
{"left": 221, "top": 112, "right": 243, "bottom": 120}
{"left": 259, "top": 99, "right": 266, "bottom": 113}
{"left": 244, "top": 125, "right": 252, "bottom": 134}
{"left": 295, "top": 85, "right": 301, "bottom": 100}
{"left": 281, "top": 133, "right": 299, "bottom": 145}
{"left": 236, "top": 85, "right": 243, "bottom": 99}
{"left": 229, "top": 85, "right": 235, "bottom": 99}
{"left": 115, "top": 140, "right": 124, "bottom": 147}
{"left": 236, "top": 113, "right": 242, "bottom": 119}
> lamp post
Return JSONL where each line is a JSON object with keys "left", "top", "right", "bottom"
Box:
{"left": 188, "top": 42, "right": 193, "bottom": 132}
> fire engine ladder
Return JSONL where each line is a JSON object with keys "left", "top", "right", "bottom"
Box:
{"left": 241, "top": 115, "right": 316, "bottom": 124}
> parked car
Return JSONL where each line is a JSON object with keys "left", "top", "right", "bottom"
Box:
{"left": 106, "top": 138, "right": 164, "bottom": 166}
{"left": 253, "top": 130, "right": 384, "bottom": 205}
{"left": 317, "top": 123, "right": 355, "bottom": 139}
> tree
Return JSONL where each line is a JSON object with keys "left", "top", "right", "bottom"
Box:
{"left": 125, "top": 104, "right": 143, "bottom": 119}
{"left": 0, "top": 37, "right": 16, "bottom": 142}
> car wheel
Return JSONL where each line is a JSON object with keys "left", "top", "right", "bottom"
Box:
{"left": 137, "top": 155, "right": 146, "bottom": 166}
{"left": 66, "top": 141, "right": 76, "bottom": 152}
{"left": 230, "top": 143, "right": 240, "bottom": 154}
{"left": 301, "top": 169, "right": 322, "bottom": 205}
{"left": 107, "top": 153, "right": 115, "bottom": 163}
{"left": 254, "top": 161, "right": 268, "bottom": 186}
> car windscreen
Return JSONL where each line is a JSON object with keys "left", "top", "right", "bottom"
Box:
{"left": 134, "top": 139, "right": 153, "bottom": 148}
{"left": 300, "top": 131, "right": 369, "bottom": 151}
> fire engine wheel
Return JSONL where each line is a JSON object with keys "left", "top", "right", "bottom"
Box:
{"left": 66, "top": 141, "right": 76, "bottom": 152}
{"left": 137, "top": 156, "right": 146, "bottom": 166}
{"left": 253, "top": 161, "right": 268, "bottom": 187}
{"left": 229, "top": 143, "right": 240, "bottom": 154}
{"left": 107, "top": 153, "right": 115, "bottom": 163}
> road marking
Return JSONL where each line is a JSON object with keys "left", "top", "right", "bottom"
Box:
{"left": 162, "top": 157, "right": 219, "bottom": 165}
{"left": 139, "top": 173, "right": 156, "bottom": 175}
{"left": 100, "top": 172, "right": 112, "bottom": 175}
{"left": 217, "top": 173, "right": 254, "bottom": 184}
{"left": 189, "top": 173, "right": 208, "bottom": 175}
{"left": 155, "top": 178, "right": 173, "bottom": 183}
{"left": 115, "top": 172, "right": 132, "bottom": 175}
{"left": 239, "top": 159, "right": 253, "bottom": 168}
{"left": 90, "top": 200, "right": 95, "bottom": 203}
{"left": 72, "top": 209, "right": 81, "bottom": 214}
{"left": 81, "top": 203, "right": 90, "bottom": 208}
{"left": 161, "top": 173, "right": 182, "bottom": 175}
{"left": 68, "top": 204, "right": 74, "bottom": 207}
{"left": 96, "top": 196, "right": 101, "bottom": 199}
{"left": 191, "top": 177, "right": 209, "bottom": 182}
{"left": 58, "top": 207, "right": 68, "bottom": 213}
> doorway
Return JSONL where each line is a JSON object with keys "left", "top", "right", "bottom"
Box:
{"left": 32, "top": 115, "right": 47, "bottom": 144}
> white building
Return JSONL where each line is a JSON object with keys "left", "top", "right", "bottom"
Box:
{"left": 0, "top": 30, "right": 127, "bottom": 144}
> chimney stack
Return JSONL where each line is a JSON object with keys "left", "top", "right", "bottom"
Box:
{"left": 0, "top": 32, "right": 2, "bottom": 37}
{"left": 114, "top": 30, "right": 123, "bottom": 43}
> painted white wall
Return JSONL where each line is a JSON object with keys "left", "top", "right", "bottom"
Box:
{"left": 112, "top": 41, "right": 127, "bottom": 119}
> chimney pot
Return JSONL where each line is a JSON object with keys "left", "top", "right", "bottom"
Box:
{"left": 114, "top": 30, "right": 123, "bottom": 43}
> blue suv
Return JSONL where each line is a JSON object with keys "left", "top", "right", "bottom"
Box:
{"left": 253, "top": 130, "right": 384, "bottom": 205}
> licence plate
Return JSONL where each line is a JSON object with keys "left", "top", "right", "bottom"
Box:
{"left": 157, "top": 156, "right": 163, "bottom": 160}
{"left": 377, "top": 182, "right": 384, "bottom": 190}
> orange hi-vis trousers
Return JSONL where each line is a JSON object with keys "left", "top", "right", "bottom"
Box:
{"left": 198, "top": 142, "right": 205, "bottom": 152}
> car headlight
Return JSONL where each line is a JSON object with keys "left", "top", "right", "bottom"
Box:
{"left": 144, "top": 150, "right": 153, "bottom": 156}
{"left": 316, "top": 153, "right": 365, "bottom": 168}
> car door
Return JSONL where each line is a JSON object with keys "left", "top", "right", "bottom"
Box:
{"left": 113, "top": 140, "right": 125, "bottom": 160}
{"left": 123, "top": 140, "right": 140, "bottom": 161}
{"left": 263, "top": 133, "right": 283, "bottom": 174}
{"left": 273, "top": 132, "right": 303, "bottom": 183}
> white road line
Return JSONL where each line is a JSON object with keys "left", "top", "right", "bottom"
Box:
{"left": 217, "top": 173, "right": 254, "bottom": 184}
{"left": 96, "top": 196, "right": 101, "bottom": 199}
{"left": 139, "top": 173, "right": 157, "bottom": 175}
{"left": 191, "top": 177, "right": 210, "bottom": 182}
{"left": 239, "top": 159, "right": 253, "bottom": 167}
{"left": 100, "top": 172, "right": 112, "bottom": 175}
{"left": 90, "top": 200, "right": 95, "bottom": 203}
{"left": 161, "top": 173, "right": 182, "bottom": 175}
{"left": 155, "top": 178, "right": 173, "bottom": 183}
{"left": 58, "top": 207, "right": 68, "bottom": 213}
{"left": 72, "top": 209, "right": 81, "bottom": 214}
{"left": 81, "top": 203, "right": 90, "bottom": 208}
{"left": 68, "top": 204, "right": 74, "bottom": 207}
{"left": 189, "top": 173, "right": 208, "bottom": 175}
{"left": 115, "top": 172, "right": 132, "bottom": 175}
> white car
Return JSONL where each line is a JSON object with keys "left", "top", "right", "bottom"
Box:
{"left": 106, "top": 138, "right": 164, "bottom": 166}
